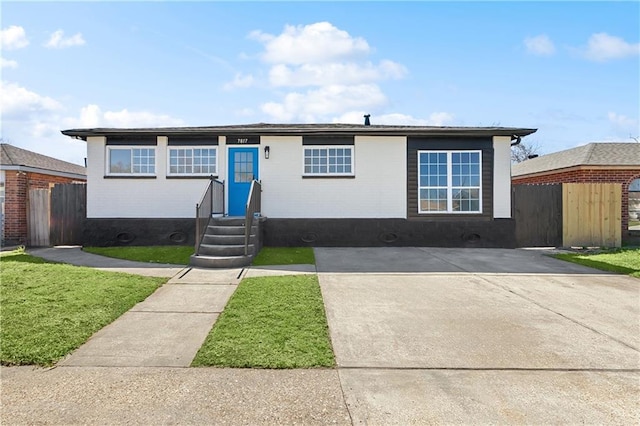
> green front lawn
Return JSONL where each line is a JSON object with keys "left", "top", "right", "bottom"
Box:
{"left": 252, "top": 247, "right": 315, "bottom": 266}
{"left": 553, "top": 247, "right": 640, "bottom": 278}
{"left": 83, "top": 245, "right": 193, "bottom": 265}
{"left": 81, "top": 246, "right": 313, "bottom": 267}
{"left": 192, "top": 274, "right": 334, "bottom": 368}
{"left": 0, "top": 249, "right": 166, "bottom": 366}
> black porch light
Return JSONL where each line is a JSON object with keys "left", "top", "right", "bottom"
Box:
{"left": 264, "top": 145, "right": 270, "bottom": 159}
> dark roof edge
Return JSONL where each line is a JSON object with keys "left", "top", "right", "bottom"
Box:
{"left": 61, "top": 125, "right": 537, "bottom": 140}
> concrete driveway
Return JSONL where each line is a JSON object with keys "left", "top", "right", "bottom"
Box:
{"left": 316, "top": 247, "right": 640, "bottom": 424}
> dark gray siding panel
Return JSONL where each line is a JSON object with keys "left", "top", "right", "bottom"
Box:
{"left": 303, "top": 136, "right": 354, "bottom": 145}
{"left": 106, "top": 135, "right": 157, "bottom": 145}
{"left": 264, "top": 218, "right": 515, "bottom": 248}
{"left": 83, "top": 218, "right": 194, "bottom": 246}
{"left": 168, "top": 136, "right": 219, "bottom": 145}
{"left": 407, "top": 137, "right": 493, "bottom": 220}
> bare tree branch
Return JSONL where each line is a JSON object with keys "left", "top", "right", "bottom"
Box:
{"left": 511, "top": 140, "right": 541, "bottom": 163}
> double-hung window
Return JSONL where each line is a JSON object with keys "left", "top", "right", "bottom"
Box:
{"left": 168, "top": 147, "right": 217, "bottom": 176}
{"left": 303, "top": 146, "right": 354, "bottom": 176}
{"left": 107, "top": 147, "right": 156, "bottom": 176}
{"left": 418, "top": 150, "right": 482, "bottom": 213}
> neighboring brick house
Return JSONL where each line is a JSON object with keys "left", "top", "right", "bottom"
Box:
{"left": 512, "top": 142, "right": 640, "bottom": 242}
{"left": 1, "top": 144, "right": 86, "bottom": 245}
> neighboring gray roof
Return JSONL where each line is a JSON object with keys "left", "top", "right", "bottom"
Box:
{"left": 61, "top": 122, "right": 537, "bottom": 139}
{"left": 0, "top": 144, "right": 86, "bottom": 177}
{"left": 512, "top": 142, "right": 640, "bottom": 177}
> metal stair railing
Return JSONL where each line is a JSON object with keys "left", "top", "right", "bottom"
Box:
{"left": 195, "top": 177, "right": 225, "bottom": 254}
{"left": 244, "top": 180, "right": 262, "bottom": 256}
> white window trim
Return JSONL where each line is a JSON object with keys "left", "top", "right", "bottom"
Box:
{"left": 417, "top": 150, "right": 483, "bottom": 214}
{"left": 105, "top": 146, "right": 157, "bottom": 176}
{"left": 302, "top": 145, "right": 355, "bottom": 177}
{"left": 166, "top": 146, "right": 218, "bottom": 176}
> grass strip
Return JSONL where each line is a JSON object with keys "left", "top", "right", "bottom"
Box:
{"left": 1, "top": 249, "right": 166, "bottom": 366}
{"left": 83, "top": 245, "right": 193, "bottom": 265}
{"left": 252, "top": 247, "right": 315, "bottom": 266}
{"left": 553, "top": 247, "right": 640, "bottom": 278}
{"left": 192, "top": 274, "right": 334, "bottom": 368}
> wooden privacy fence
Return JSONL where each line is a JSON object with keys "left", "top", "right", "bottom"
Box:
{"left": 28, "top": 183, "right": 86, "bottom": 246}
{"left": 28, "top": 188, "right": 50, "bottom": 246}
{"left": 513, "top": 184, "right": 563, "bottom": 247}
{"left": 563, "top": 183, "right": 621, "bottom": 248}
{"left": 514, "top": 183, "right": 622, "bottom": 248}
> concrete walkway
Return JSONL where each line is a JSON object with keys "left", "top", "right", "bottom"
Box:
{"left": 3, "top": 247, "right": 338, "bottom": 424}
{"left": 28, "top": 246, "right": 186, "bottom": 277}
{"left": 3, "top": 246, "right": 637, "bottom": 424}
{"left": 26, "top": 246, "right": 315, "bottom": 368}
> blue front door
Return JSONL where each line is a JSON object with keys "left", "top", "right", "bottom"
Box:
{"left": 228, "top": 147, "right": 258, "bottom": 216}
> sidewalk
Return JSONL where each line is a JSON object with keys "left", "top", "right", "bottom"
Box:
{"left": 27, "top": 246, "right": 315, "bottom": 367}
{"left": 28, "top": 246, "right": 186, "bottom": 277}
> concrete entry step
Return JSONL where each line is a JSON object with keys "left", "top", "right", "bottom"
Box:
{"left": 190, "top": 254, "right": 253, "bottom": 268}
{"left": 210, "top": 217, "right": 247, "bottom": 226}
{"left": 201, "top": 234, "right": 256, "bottom": 245}
{"left": 208, "top": 225, "right": 246, "bottom": 235}
{"left": 193, "top": 215, "right": 261, "bottom": 268}
{"left": 198, "top": 243, "right": 255, "bottom": 256}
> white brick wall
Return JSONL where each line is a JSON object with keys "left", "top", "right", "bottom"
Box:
{"left": 260, "top": 135, "right": 407, "bottom": 218}
{"left": 86, "top": 136, "right": 219, "bottom": 218}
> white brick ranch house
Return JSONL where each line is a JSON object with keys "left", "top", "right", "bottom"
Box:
{"left": 62, "top": 123, "right": 536, "bottom": 266}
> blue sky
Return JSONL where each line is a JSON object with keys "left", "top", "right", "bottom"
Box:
{"left": 2, "top": 1, "right": 639, "bottom": 165}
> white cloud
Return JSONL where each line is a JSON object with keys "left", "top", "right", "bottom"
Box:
{"left": 1, "top": 57, "right": 18, "bottom": 68}
{"left": 0, "top": 81, "right": 62, "bottom": 118}
{"left": 1, "top": 82, "right": 183, "bottom": 165}
{"left": 0, "top": 25, "right": 29, "bottom": 50}
{"left": 248, "top": 21, "right": 413, "bottom": 123}
{"left": 608, "top": 112, "right": 639, "bottom": 137}
{"left": 261, "top": 84, "right": 387, "bottom": 122}
{"left": 76, "top": 104, "right": 102, "bottom": 128}
{"left": 223, "top": 73, "right": 255, "bottom": 90}
{"left": 524, "top": 34, "right": 555, "bottom": 56}
{"left": 66, "top": 104, "right": 185, "bottom": 128}
{"left": 583, "top": 33, "right": 639, "bottom": 62}
{"left": 103, "top": 109, "right": 183, "bottom": 128}
{"left": 250, "top": 21, "right": 370, "bottom": 65}
{"left": 269, "top": 60, "right": 407, "bottom": 87}
{"left": 45, "top": 30, "right": 86, "bottom": 49}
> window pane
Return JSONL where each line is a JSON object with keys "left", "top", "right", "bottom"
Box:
{"left": 110, "top": 149, "right": 131, "bottom": 173}
{"left": 304, "top": 146, "right": 352, "bottom": 175}
{"left": 168, "top": 147, "right": 216, "bottom": 174}
{"left": 418, "top": 150, "right": 481, "bottom": 213}
{"left": 234, "top": 151, "right": 253, "bottom": 182}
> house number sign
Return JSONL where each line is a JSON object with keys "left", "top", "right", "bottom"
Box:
{"left": 226, "top": 135, "right": 259, "bottom": 145}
